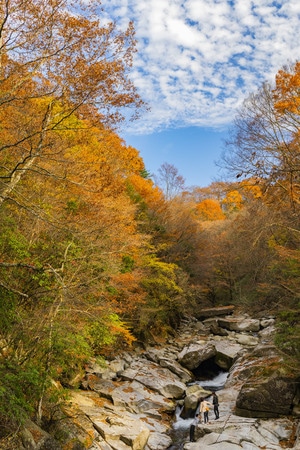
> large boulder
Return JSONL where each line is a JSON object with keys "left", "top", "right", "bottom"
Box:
{"left": 228, "top": 345, "right": 299, "bottom": 418}
{"left": 146, "top": 432, "right": 172, "bottom": 450}
{"left": 119, "top": 359, "right": 186, "bottom": 399}
{"left": 218, "top": 317, "right": 260, "bottom": 333}
{"left": 195, "top": 305, "right": 235, "bottom": 320}
{"left": 111, "top": 380, "right": 175, "bottom": 414}
{"left": 214, "top": 340, "right": 244, "bottom": 370}
{"left": 236, "top": 334, "right": 259, "bottom": 346}
{"left": 158, "top": 358, "right": 193, "bottom": 383}
{"left": 20, "top": 419, "right": 62, "bottom": 450}
{"left": 177, "top": 343, "right": 216, "bottom": 370}
{"left": 236, "top": 376, "right": 297, "bottom": 418}
{"left": 64, "top": 391, "right": 155, "bottom": 450}
{"left": 93, "top": 413, "right": 150, "bottom": 450}
{"left": 180, "top": 384, "right": 212, "bottom": 419}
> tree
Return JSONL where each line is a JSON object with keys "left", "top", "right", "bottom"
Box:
{"left": 155, "top": 162, "right": 186, "bottom": 200}
{"left": 0, "top": 0, "right": 145, "bottom": 204}
{"left": 195, "top": 198, "right": 225, "bottom": 221}
{"left": 221, "top": 62, "right": 300, "bottom": 211}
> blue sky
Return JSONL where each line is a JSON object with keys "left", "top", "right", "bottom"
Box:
{"left": 123, "top": 127, "right": 228, "bottom": 188}
{"left": 100, "top": 0, "right": 300, "bottom": 187}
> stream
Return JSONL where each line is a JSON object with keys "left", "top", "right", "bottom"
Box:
{"left": 167, "top": 371, "right": 228, "bottom": 449}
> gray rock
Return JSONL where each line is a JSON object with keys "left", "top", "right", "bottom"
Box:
{"left": 20, "top": 420, "right": 62, "bottom": 450}
{"left": 260, "top": 318, "right": 275, "bottom": 328}
{"left": 111, "top": 380, "right": 175, "bottom": 414}
{"left": 159, "top": 358, "right": 193, "bottom": 383}
{"left": 236, "top": 334, "right": 259, "bottom": 346}
{"left": 119, "top": 359, "right": 186, "bottom": 399}
{"left": 218, "top": 318, "right": 260, "bottom": 333}
{"left": 177, "top": 343, "right": 216, "bottom": 370}
{"left": 93, "top": 413, "right": 150, "bottom": 450}
{"left": 214, "top": 340, "right": 244, "bottom": 370}
{"left": 146, "top": 432, "right": 172, "bottom": 450}
{"left": 236, "top": 376, "right": 297, "bottom": 417}
{"left": 195, "top": 305, "right": 235, "bottom": 320}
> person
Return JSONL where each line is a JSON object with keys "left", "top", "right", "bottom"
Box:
{"left": 200, "top": 398, "right": 212, "bottom": 424}
{"left": 197, "top": 397, "right": 204, "bottom": 423}
{"left": 189, "top": 413, "right": 199, "bottom": 442}
{"left": 212, "top": 392, "right": 219, "bottom": 419}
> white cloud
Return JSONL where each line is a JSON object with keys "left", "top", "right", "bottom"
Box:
{"left": 99, "top": 0, "right": 300, "bottom": 134}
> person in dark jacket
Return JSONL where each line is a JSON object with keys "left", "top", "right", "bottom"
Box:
{"left": 189, "top": 414, "right": 199, "bottom": 442}
{"left": 212, "top": 392, "right": 219, "bottom": 419}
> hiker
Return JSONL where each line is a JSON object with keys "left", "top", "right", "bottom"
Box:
{"left": 189, "top": 413, "right": 199, "bottom": 442}
{"left": 212, "top": 392, "right": 219, "bottom": 419}
{"left": 197, "top": 397, "right": 204, "bottom": 423}
{"left": 200, "top": 398, "right": 212, "bottom": 423}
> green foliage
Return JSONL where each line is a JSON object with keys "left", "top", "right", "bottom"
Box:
{"left": 66, "top": 198, "right": 80, "bottom": 214}
{"left": 121, "top": 255, "right": 135, "bottom": 273}
{"left": 140, "top": 168, "right": 151, "bottom": 179}
{"left": 137, "top": 256, "right": 187, "bottom": 340}
{"left": 0, "top": 359, "right": 45, "bottom": 426}
{"left": 86, "top": 313, "right": 135, "bottom": 354}
{"left": 0, "top": 289, "right": 19, "bottom": 333}
{"left": 274, "top": 306, "right": 300, "bottom": 367}
{"left": 49, "top": 329, "right": 92, "bottom": 382}
{"left": 0, "top": 217, "right": 30, "bottom": 260}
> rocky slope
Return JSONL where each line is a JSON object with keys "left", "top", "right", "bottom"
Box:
{"left": 20, "top": 310, "right": 300, "bottom": 450}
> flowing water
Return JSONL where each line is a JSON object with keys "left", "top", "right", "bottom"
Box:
{"left": 167, "top": 371, "right": 228, "bottom": 449}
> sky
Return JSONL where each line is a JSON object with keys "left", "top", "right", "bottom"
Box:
{"left": 100, "top": 0, "right": 300, "bottom": 188}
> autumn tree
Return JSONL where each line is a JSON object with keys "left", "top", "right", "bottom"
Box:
{"left": 218, "top": 62, "right": 300, "bottom": 365}
{"left": 0, "top": 0, "right": 144, "bottom": 205}
{"left": 221, "top": 61, "right": 300, "bottom": 211}
{"left": 195, "top": 198, "right": 225, "bottom": 221}
{"left": 0, "top": 1, "right": 150, "bottom": 433}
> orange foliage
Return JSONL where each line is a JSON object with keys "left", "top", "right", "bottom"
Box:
{"left": 128, "top": 174, "right": 164, "bottom": 209}
{"left": 273, "top": 61, "right": 300, "bottom": 116}
{"left": 196, "top": 199, "right": 225, "bottom": 221}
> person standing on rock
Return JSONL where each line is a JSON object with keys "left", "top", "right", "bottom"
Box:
{"left": 200, "top": 399, "right": 212, "bottom": 424}
{"left": 189, "top": 413, "right": 199, "bottom": 442}
{"left": 197, "top": 397, "right": 204, "bottom": 423}
{"left": 212, "top": 392, "right": 219, "bottom": 419}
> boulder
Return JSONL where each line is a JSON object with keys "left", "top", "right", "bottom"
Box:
{"left": 214, "top": 340, "right": 244, "bottom": 370}
{"left": 195, "top": 305, "right": 235, "bottom": 320}
{"left": 180, "top": 384, "right": 212, "bottom": 419}
{"left": 146, "top": 432, "right": 172, "bottom": 449}
{"left": 260, "top": 318, "right": 275, "bottom": 328}
{"left": 236, "top": 334, "right": 259, "bottom": 346}
{"left": 20, "top": 419, "right": 62, "bottom": 450}
{"left": 177, "top": 343, "right": 216, "bottom": 370}
{"left": 65, "top": 391, "right": 154, "bottom": 450}
{"left": 111, "top": 380, "right": 175, "bottom": 414}
{"left": 218, "top": 317, "right": 260, "bottom": 332}
{"left": 159, "top": 358, "right": 193, "bottom": 383}
{"left": 236, "top": 376, "right": 297, "bottom": 418}
{"left": 210, "top": 321, "right": 229, "bottom": 336}
{"left": 93, "top": 413, "right": 150, "bottom": 450}
{"left": 119, "top": 359, "right": 186, "bottom": 399}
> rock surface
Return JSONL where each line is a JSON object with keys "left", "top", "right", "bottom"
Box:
{"left": 23, "top": 311, "right": 299, "bottom": 450}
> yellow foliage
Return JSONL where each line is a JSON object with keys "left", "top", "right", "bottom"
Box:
{"left": 222, "top": 190, "right": 243, "bottom": 212}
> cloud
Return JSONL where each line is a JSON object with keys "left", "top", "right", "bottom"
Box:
{"left": 100, "top": 0, "right": 300, "bottom": 134}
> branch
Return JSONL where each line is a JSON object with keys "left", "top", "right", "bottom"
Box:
{"left": 0, "top": 281, "right": 28, "bottom": 298}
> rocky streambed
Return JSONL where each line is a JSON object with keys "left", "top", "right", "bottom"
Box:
{"left": 21, "top": 310, "right": 300, "bottom": 450}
